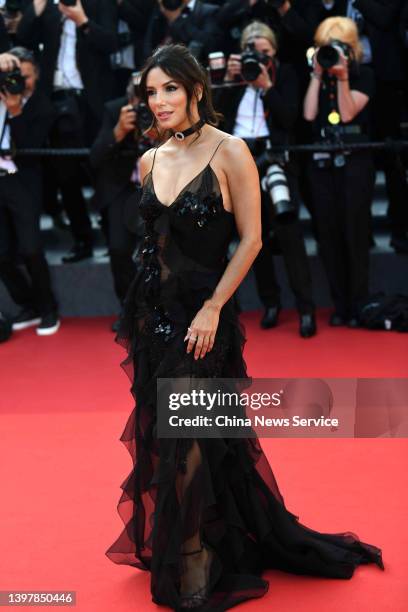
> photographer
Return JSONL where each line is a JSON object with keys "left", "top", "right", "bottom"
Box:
{"left": 216, "top": 0, "right": 319, "bottom": 74}
{"left": 143, "top": 0, "right": 223, "bottom": 64}
{"left": 110, "top": 0, "right": 155, "bottom": 96}
{"left": 16, "top": 0, "right": 119, "bottom": 263}
{"left": 214, "top": 21, "right": 316, "bottom": 337}
{"left": 0, "top": 47, "right": 60, "bottom": 335}
{"left": 304, "top": 16, "right": 375, "bottom": 327}
{"left": 310, "top": 1, "right": 408, "bottom": 253}
{"left": 90, "top": 73, "right": 152, "bottom": 331}
{"left": 0, "top": 0, "right": 30, "bottom": 48}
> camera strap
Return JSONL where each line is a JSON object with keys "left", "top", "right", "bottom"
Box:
{"left": 0, "top": 103, "right": 8, "bottom": 149}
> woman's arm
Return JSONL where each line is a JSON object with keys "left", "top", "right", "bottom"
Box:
{"left": 186, "top": 137, "right": 262, "bottom": 360}
{"left": 337, "top": 80, "right": 369, "bottom": 123}
{"left": 330, "top": 55, "right": 370, "bottom": 123}
{"left": 303, "top": 56, "right": 323, "bottom": 121}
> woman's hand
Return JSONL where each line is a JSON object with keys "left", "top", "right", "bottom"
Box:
{"left": 184, "top": 301, "right": 221, "bottom": 360}
{"left": 252, "top": 63, "right": 273, "bottom": 91}
{"left": 224, "top": 54, "right": 241, "bottom": 82}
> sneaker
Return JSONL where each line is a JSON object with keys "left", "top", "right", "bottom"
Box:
{"left": 36, "top": 311, "right": 61, "bottom": 336}
{"left": 12, "top": 307, "right": 41, "bottom": 331}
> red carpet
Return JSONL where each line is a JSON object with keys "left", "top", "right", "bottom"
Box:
{"left": 1, "top": 308, "right": 407, "bottom": 611}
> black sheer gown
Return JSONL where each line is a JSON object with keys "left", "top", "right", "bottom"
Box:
{"left": 105, "top": 137, "right": 384, "bottom": 611}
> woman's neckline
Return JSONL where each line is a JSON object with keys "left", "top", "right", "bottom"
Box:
{"left": 148, "top": 163, "right": 233, "bottom": 215}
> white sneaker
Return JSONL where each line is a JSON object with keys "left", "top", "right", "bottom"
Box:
{"left": 12, "top": 307, "right": 41, "bottom": 331}
{"left": 36, "top": 312, "right": 61, "bottom": 336}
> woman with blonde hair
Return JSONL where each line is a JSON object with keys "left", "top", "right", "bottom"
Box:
{"left": 304, "top": 16, "right": 375, "bottom": 327}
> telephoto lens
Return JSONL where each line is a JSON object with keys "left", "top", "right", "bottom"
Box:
{"left": 261, "top": 164, "right": 296, "bottom": 223}
{"left": 316, "top": 45, "right": 340, "bottom": 69}
{"left": 316, "top": 40, "right": 351, "bottom": 70}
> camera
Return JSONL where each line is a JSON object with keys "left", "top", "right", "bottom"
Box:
{"left": 315, "top": 40, "right": 352, "bottom": 70}
{"left": 241, "top": 42, "right": 271, "bottom": 82}
{"left": 0, "top": 66, "right": 26, "bottom": 95}
{"left": 133, "top": 102, "right": 153, "bottom": 133}
{"left": 254, "top": 147, "right": 296, "bottom": 223}
{"left": 261, "top": 163, "right": 296, "bottom": 223}
{"left": 161, "top": 0, "right": 183, "bottom": 9}
{"left": 128, "top": 72, "right": 153, "bottom": 134}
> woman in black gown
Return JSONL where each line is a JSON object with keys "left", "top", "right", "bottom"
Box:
{"left": 105, "top": 44, "right": 384, "bottom": 611}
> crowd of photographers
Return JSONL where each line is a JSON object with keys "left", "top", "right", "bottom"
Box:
{"left": 0, "top": 0, "right": 407, "bottom": 341}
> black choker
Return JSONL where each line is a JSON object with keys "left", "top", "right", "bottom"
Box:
{"left": 172, "top": 118, "right": 205, "bottom": 141}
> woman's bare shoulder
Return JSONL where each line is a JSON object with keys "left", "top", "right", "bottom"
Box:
{"left": 140, "top": 147, "right": 156, "bottom": 173}
{"left": 140, "top": 146, "right": 165, "bottom": 182}
{"left": 216, "top": 134, "right": 254, "bottom": 168}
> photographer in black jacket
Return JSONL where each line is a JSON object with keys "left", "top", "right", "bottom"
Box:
{"left": 214, "top": 21, "right": 316, "bottom": 337}
{"left": 304, "top": 16, "right": 375, "bottom": 327}
{"left": 216, "top": 0, "right": 319, "bottom": 76}
{"left": 90, "top": 73, "right": 152, "bottom": 331}
{"left": 143, "top": 0, "right": 223, "bottom": 64}
{"left": 16, "top": 0, "right": 119, "bottom": 263}
{"left": 0, "top": 47, "right": 59, "bottom": 335}
{"left": 312, "top": 1, "right": 408, "bottom": 252}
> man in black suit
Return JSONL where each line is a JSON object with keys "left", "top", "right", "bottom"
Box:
{"left": 0, "top": 48, "right": 60, "bottom": 335}
{"left": 143, "top": 0, "right": 223, "bottom": 63}
{"left": 90, "top": 76, "right": 148, "bottom": 330}
{"left": 16, "top": 0, "right": 119, "bottom": 263}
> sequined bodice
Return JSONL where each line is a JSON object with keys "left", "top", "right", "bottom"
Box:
{"left": 139, "top": 161, "right": 235, "bottom": 272}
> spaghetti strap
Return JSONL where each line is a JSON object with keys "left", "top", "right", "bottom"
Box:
{"left": 150, "top": 146, "right": 159, "bottom": 172}
{"left": 208, "top": 137, "right": 230, "bottom": 165}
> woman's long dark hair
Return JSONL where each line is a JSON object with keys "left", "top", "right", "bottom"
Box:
{"left": 139, "top": 44, "right": 222, "bottom": 141}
